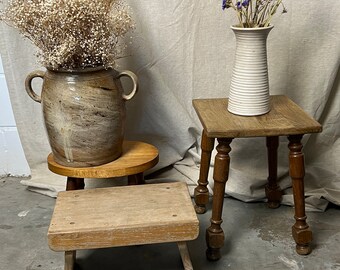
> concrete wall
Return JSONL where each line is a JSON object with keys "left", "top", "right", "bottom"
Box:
{"left": 0, "top": 54, "right": 31, "bottom": 177}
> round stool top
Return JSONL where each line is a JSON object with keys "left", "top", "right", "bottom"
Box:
{"left": 47, "top": 141, "right": 159, "bottom": 178}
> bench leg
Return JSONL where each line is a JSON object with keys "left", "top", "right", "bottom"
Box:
{"left": 288, "top": 135, "right": 312, "bottom": 255}
{"left": 65, "top": 251, "right": 76, "bottom": 270}
{"left": 177, "top": 242, "right": 193, "bottom": 270}
{"left": 265, "top": 136, "right": 282, "bottom": 208}
{"left": 194, "top": 130, "right": 215, "bottom": 214}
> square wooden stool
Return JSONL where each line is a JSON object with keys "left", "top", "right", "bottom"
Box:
{"left": 48, "top": 182, "right": 199, "bottom": 270}
{"left": 192, "top": 95, "right": 322, "bottom": 260}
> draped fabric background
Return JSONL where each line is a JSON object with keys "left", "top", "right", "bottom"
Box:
{"left": 1, "top": 1, "right": 339, "bottom": 210}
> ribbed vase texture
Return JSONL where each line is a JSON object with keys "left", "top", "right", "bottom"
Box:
{"left": 228, "top": 25, "right": 273, "bottom": 116}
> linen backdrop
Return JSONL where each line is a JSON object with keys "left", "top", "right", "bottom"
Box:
{"left": 0, "top": 0, "right": 339, "bottom": 211}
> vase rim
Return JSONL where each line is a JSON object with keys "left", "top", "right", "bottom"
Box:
{"left": 45, "top": 66, "right": 112, "bottom": 73}
{"left": 230, "top": 25, "right": 274, "bottom": 31}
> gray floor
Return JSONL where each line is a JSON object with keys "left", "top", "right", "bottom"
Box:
{"left": 1, "top": 177, "right": 339, "bottom": 270}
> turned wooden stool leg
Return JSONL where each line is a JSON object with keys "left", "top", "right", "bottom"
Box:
{"left": 288, "top": 135, "right": 312, "bottom": 255}
{"left": 206, "top": 138, "right": 232, "bottom": 261}
{"left": 128, "top": 172, "right": 145, "bottom": 185}
{"left": 265, "top": 136, "right": 283, "bottom": 208}
{"left": 66, "top": 177, "right": 85, "bottom": 191}
{"left": 65, "top": 250, "right": 75, "bottom": 270}
{"left": 194, "top": 130, "right": 215, "bottom": 214}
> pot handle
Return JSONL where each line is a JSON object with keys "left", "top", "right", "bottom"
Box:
{"left": 25, "top": 70, "right": 45, "bottom": 103}
{"left": 118, "top": 70, "right": 138, "bottom": 101}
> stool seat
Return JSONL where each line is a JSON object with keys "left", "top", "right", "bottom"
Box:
{"left": 47, "top": 141, "right": 159, "bottom": 178}
{"left": 48, "top": 182, "right": 199, "bottom": 270}
{"left": 193, "top": 95, "right": 322, "bottom": 138}
{"left": 48, "top": 182, "right": 198, "bottom": 250}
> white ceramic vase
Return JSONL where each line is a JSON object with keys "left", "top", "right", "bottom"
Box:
{"left": 228, "top": 25, "right": 273, "bottom": 116}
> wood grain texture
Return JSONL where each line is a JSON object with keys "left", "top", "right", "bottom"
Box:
{"left": 206, "top": 138, "right": 232, "bottom": 261}
{"left": 177, "top": 242, "right": 194, "bottom": 270}
{"left": 288, "top": 135, "right": 312, "bottom": 255}
{"left": 47, "top": 141, "right": 159, "bottom": 178}
{"left": 193, "top": 95, "right": 322, "bottom": 138}
{"left": 48, "top": 182, "right": 199, "bottom": 251}
{"left": 265, "top": 136, "right": 282, "bottom": 208}
{"left": 194, "top": 130, "right": 215, "bottom": 214}
{"left": 64, "top": 251, "right": 75, "bottom": 270}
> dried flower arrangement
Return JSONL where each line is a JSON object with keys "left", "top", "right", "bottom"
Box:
{"left": 222, "top": 0, "right": 287, "bottom": 28}
{"left": 0, "top": 0, "right": 134, "bottom": 70}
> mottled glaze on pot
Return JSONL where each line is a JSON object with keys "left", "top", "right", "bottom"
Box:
{"left": 25, "top": 67, "right": 138, "bottom": 167}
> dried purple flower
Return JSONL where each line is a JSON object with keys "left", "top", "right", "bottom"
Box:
{"left": 221, "top": 0, "right": 287, "bottom": 28}
{"left": 236, "top": 1, "right": 242, "bottom": 9}
{"left": 222, "top": 0, "right": 233, "bottom": 10}
{"left": 242, "top": 0, "right": 250, "bottom": 7}
{"left": 222, "top": 0, "right": 227, "bottom": 9}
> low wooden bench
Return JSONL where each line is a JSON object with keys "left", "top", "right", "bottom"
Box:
{"left": 48, "top": 182, "right": 199, "bottom": 269}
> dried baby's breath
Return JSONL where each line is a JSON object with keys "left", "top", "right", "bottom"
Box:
{"left": 0, "top": 0, "right": 135, "bottom": 70}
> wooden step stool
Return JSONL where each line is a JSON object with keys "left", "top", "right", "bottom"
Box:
{"left": 48, "top": 182, "right": 199, "bottom": 270}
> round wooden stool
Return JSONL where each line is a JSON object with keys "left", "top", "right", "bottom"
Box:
{"left": 47, "top": 141, "right": 159, "bottom": 191}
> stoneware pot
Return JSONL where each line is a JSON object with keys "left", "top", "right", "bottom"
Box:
{"left": 228, "top": 25, "right": 273, "bottom": 116}
{"left": 25, "top": 67, "right": 138, "bottom": 167}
